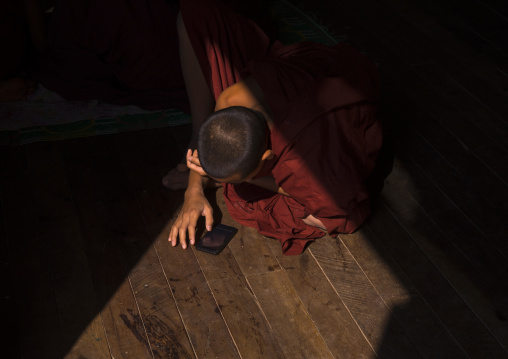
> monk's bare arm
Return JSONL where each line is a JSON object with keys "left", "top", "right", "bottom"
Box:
{"left": 169, "top": 155, "right": 214, "bottom": 249}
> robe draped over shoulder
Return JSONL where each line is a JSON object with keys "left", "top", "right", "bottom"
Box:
{"left": 181, "top": 0, "right": 382, "bottom": 255}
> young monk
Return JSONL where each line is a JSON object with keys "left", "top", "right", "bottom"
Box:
{"left": 168, "top": 0, "right": 382, "bottom": 255}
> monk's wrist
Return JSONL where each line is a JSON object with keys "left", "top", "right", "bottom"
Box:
{"left": 186, "top": 183, "right": 205, "bottom": 196}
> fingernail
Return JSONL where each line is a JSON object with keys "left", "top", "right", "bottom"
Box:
{"left": 207, "top": 226, "right": 212, "bottom": 231}
{"left": 191, "top": 240, "right": 195, "bottom": 245}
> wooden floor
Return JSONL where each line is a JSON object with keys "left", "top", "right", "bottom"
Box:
{"left": 2, "top": 0, "right": 508, "bottom": 358}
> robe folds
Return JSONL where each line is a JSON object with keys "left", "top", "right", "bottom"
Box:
{"left": 181, "top": 0, "right": 382, "bottom": 255}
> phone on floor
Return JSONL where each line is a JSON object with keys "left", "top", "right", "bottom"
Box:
{"left": 195, "top": 224, "right": 238, "bottom": 255}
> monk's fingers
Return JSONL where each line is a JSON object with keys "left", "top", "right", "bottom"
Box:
{"left": 188, "top": 162, "right": 207, "bottom": 176}
{"left": 185, "top": 149, "right": 193, "bottom": 163}
{"left": 187, "top": 225, "right": 196, "bottom": 246}
{"left": 187, "top": 211, "right": 202, "bottom": 245}
{"left": 202, "top": 204, "right": 214, "bottom": 232}
{"left": 178, "top": 226, "right": 188, "bottom": 249}
{"left": 187, "top": 154, "right": 207, "bottom": 176}
{"left": 187, "top": 150, "right": 200, "bottom": 165}
{"left": 191, "top": 155, "right": 202, "bottom": 168}
{"left": 169, "top": 210, "right": 187, "bottom": 246}
{"left": 169, "top": 222, "right": 180, "bottom": 246}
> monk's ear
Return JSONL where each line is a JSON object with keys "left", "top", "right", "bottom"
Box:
{"left": 261, "top": 149, "right": 274, "bottom": 161}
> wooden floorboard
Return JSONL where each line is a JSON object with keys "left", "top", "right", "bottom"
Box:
{"left": 246, "top": 271, "right": 334, "bottom": 358}
{"left": 193, "top": 236, "right": 286, "bottom": 358}
{"left": 365, "top": 205, "right": 507, "bottom": 357}
{"left": 380, "top": 162, "right": 508, "bottom": 351}
{"left": 405, "top": 0, "right": 508, "bottom": 71}
{"left": 3, "top": 0, "right": 508, "bottom": 358}
{"left": 381, "top": 0, "right": 508, "bottom": 118}
{"left": 310, "top": 237, "right": 424, "bottom": 358}
{"left": 266, "top": 238, "right": 377, "bottom": 359}
{"left": 479, "top": 0, "right": 508, "bottom": 19}
{"left": 384, "top": 158, "right": 508, "bottom": 306}
{"left": 338, "top": 228, "right": 468, "bottom": 358}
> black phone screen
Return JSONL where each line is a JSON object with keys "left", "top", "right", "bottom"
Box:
{"left": 195, "top": 224, "right": 238, "bottom": 255}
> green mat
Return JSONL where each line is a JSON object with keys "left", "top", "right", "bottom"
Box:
{"left": 0, "top": 0, "right": 341, "bottom": 146}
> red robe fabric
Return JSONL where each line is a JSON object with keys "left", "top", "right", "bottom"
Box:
{"left": 181, "top": 0, "right": 382, "bottom": 255}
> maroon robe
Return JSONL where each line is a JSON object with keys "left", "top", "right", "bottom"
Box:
{"left": 181, "top": 0, "right": 382, "bottom": 255}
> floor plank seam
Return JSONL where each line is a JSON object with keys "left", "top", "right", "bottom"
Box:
{"left": 123, "top": 260, "right": 156, "bottom": 359}
{"left": 308, "top": 247, "right": 380, "bottom": 358}
{"left": 193, "top": 247, "right": 244, "bottom": 358}
{"left": 400, "top": 151, "right": 508, "bottom": 260}
{"left": 333, "top": 233, "right": 430, "bottom": 357}
{"left": 152, "top": 242, "right": 199, "bottom": 358}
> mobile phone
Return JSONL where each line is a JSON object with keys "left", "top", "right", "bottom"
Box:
{"left": 195, "top": 224, "right": 238, "bottom": 255}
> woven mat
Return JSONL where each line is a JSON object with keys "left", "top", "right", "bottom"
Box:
{"left": 0, "top": 0, "right": 341, "bottom": 146}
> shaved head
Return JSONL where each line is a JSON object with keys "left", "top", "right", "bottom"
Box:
{"left": 198, "top": 106, "right": 268, "bottom": 180}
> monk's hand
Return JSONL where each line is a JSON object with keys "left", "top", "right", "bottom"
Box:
{"left": 169, "top": 188, "right": 214, "bottom": 249}
{"left": 186, "top": 149, "right": 207, "bottom": 177}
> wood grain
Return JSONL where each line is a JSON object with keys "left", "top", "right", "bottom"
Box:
{"left": 247, "top": 270, "right": 335, "bottom": 359}
{"left": 193, "top": 244, "right": 286, "bottom": 358}
{"left": 310, "top": 237, "right": 423, "bottom": 358}
{"left": 339, "top": 228, "right": 467, "bottom": 358}
{"left": 266, "top": 238, "right": 377, "bottom": 359}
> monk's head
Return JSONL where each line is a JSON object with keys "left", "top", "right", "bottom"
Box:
{"left": 198, "top": 106, "right": 273, "bottom": 183}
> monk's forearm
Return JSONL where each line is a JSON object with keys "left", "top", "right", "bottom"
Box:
{"left": 246, "top": 176, "right": 290, "bottom": 196}
{"left": 186, "top": 170, "right": 209, "bottom": 196}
